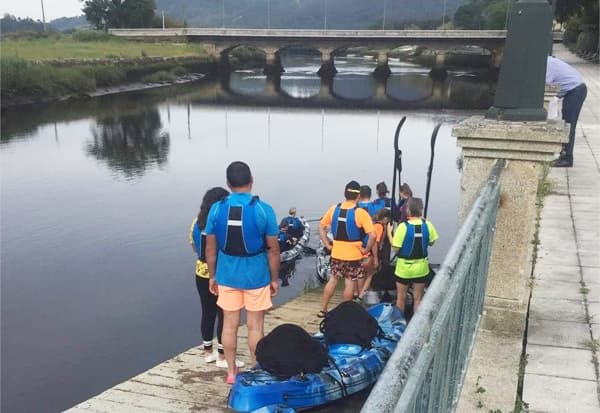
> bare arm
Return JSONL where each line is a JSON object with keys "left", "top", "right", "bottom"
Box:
{"left": 319, "top": 223, "right": 332, "bottom": 250}
{"left": 361, "top": 231, "right": 376, "bottom": 255}
{"left": 266, "top": 236, "right": 280, "bottom": 296}
{"left": 371, "top": 240, "right": 379, "bottom": 266}
{"left": 206, "top": 235, "right": 218, "bottom": 295}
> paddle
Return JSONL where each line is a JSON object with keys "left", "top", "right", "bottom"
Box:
{"left": 424, "top": 122, "right": 441, "bottom": 219}
{"left": 391, "top": 116, "right": 406, "bottom": 221}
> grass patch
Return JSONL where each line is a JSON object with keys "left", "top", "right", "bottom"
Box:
{"left": 1, "top": 57, "right": 96, "bottom": 98}
{"left": 1, "top": 32, "right": 207, "bottom": 60}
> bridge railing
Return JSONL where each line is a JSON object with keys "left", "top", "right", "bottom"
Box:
{"left": 362, "top": 159, "right": 505, "bottom": 413}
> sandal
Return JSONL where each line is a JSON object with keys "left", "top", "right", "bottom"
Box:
{"left": 317, "top": 310, "right": 327, "bottom": 318}
{"left": 226, "top": 367, "right": 239, "bottom": 385}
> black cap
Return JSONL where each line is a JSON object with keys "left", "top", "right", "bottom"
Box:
{"left": 345, "top": 180, "right": 361, "bottom": 193}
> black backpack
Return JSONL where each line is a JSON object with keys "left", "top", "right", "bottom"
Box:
{"left": 319, "top": 301, "right": 382, "bottom": 348}
{"left": 255, "top": 324, "right": 328, "bottom": 378}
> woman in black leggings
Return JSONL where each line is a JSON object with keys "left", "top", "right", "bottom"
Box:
{"left": 189, "top": 187, "right": 229, "bottom": 364}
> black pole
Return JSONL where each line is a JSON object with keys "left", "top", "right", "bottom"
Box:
{"left": 391, "top": 116, "right": 406, "bottom": 218}
{"left": 424, "top": 122, "right": 441, "bottom": 219}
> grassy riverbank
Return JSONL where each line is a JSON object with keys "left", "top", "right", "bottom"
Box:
{"left": 1, "top": 31, "right": 208, "bottom": 60}
{"left": 0, "top": 32, "right": 214, "bottom": 106}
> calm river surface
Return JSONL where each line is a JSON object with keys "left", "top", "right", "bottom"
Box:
{"left": 1, "top": 54, "right": 492, "bottom": 413}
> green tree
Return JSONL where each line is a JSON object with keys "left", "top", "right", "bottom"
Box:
{"left": 123, "top": 0, "right": 156, "bottom": 28}
{"left": 82, "top": 0, "right": 155, "bottom": 29}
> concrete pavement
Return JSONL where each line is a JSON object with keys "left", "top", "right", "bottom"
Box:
{"left": 521, "top": 45, "right": 600, "bottom": 413}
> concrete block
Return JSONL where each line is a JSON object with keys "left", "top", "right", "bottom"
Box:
{"left": 582, "top": 267, "right": 600, "bottom": 284}
{"left": 592, "top": 324, "right": 599, "bottom": 340}
{"left": 456, "top": 330, "right": 522, "bottom": 413}
{"left": 588, "top": 302, "right": 600, "bottom": 321}
{"left": 535, "top": 250, "right": 579, "bottom": 267}
{"left": 523, "top": 373, "right": 599, "bottom": 413}
{"left": 529, "top": 297, "right": 586, "bottom": 322}
{"left": 580, "top": 252, "right": 600, "bottom": 268}
{"left": 585, "top": 283, "right": 600, "bottom": 303}
{"left": 534, "top": 264, "right": 579, "bottom": 283}
{"left": 527, "top": 319, "right": 590, "bottom": 349}
{"left": 531, "top": 279, "right": 584, "bottom": 301}
{"left": 525, "top": 344, "right": 596, "bottom": 381}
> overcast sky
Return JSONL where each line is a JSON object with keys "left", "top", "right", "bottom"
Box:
{"left": 2, "top": 0, "right": 83, "bottom": 21}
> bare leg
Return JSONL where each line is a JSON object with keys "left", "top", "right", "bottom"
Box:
{"left": 246, "top": 310, "right": 265, "bottom": 365}
{"left": 356, "top": 277, "right": 365, "bottom": 297}
{"left": 320, "top": 276, "right": 339, "bottom": 312}
{"left": 342, "top": 278, "right": 356, "bottom": 301}
{"left": 222, "top": 309, "right": 241, "bottom": 378}
{"left": 395, "top": 282, "right": 409, "bottom": 313}
{"left": 412, "top": 283, "right": 426, "bottom": 312}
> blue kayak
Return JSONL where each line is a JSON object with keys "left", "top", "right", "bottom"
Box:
{"left": 228, "top": 303, "right": 406, "bottom": 412}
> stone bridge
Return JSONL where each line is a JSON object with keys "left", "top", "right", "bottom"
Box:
{"left": 110, "top": 28, "right": 511, "bottom": 75}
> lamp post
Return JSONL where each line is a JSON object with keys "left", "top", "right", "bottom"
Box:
{"left": 267, "top": 0, "right": 271, "bottom": 29}
{"left": 382, "top": 0, "right": 387, "bottom": 30}
{"left": 162, "top": 10, "right": 165, "bottom": 29}
{"left": 324, "top": 0, "right": 328, "bottom": 31}
{"left": 222, "top": 0, "right": 225, "bottom": 28}
{"left": 40, "top": 0, "right": 46, "bottom": 32}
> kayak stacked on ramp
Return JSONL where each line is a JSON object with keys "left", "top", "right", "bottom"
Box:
{"left": 228, "top": 303, "right": 406, "bottom": 413}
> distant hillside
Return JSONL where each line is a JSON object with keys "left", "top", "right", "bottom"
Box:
{"left": 50, "top": 16, "right": 89, "bottom": 32}
{"left": 155, "top": 0, "right": 463, "bottom": 29}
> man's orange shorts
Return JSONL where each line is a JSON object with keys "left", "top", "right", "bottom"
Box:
{"left": 217, "top": 285, "right": 272, "bottom": 312}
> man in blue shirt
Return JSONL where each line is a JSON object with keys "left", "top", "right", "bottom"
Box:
{"left": 546, "top": 56, "right": 587, "bottom": 167}
{"left": 205, "top": 161, "right": 280, "bottom": 384}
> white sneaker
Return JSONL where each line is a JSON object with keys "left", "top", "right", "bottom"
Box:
{"left": 204, "top": 351, "right": 218, "bottom": 363}
{"left": 216, "top": 358, "right": 245, "bottom": 368}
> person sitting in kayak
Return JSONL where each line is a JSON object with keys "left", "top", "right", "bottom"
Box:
{"left": 370, "top": 181, "right": 393, "bottom": 218}
{"left": 358, "top": 185, "right": 372, "bottom": 212}
{"left": 390, "top": 197, "right": 438, "bottom": 314}
{"left": 317, "top": 181, "right": 376, "bottom": 317}
{"left": 278, "top": 220, "right": 296, "bottom": 253}
{"left": 358, "top": 207, "right": 391, "bottom": 300}
{"left": 284, "top": 207, "right": 304, "bottom": 239}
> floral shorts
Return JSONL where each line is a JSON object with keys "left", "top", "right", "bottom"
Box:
{"left": 330, "top": 258, "right": 366, "bottom": 281}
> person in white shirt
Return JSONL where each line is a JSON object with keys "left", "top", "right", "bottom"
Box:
{"left": 546, "top": 56, "right": 587, "bottom": 167}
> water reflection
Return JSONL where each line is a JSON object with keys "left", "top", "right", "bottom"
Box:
{"left": 386, "top": 73, "right": 433, "bottom": 102}
{"left": 280, "top": 51, "right": 321, "bottom": 99}
{"left": 87, "top": 109, "right": 170, "bottom": 178}
{"left": 227, "top": 70, "right": 267, "bottom": 96}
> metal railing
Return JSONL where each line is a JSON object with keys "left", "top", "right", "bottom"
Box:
{"left": 362, "top": 159, "right": 505, "bottom": 413}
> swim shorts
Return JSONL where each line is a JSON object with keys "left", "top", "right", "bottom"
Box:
{"left": 330, "top": 258, "right": 365, "bottom": 281}
{"left": 217, "top": 285, "right": 272, "bottom": 312}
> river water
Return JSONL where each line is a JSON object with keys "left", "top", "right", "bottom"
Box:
{"left": 1, "top": 53, "right": 494, "bottom": 413}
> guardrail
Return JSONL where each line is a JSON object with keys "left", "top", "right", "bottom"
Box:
{"left": 362, "top": 159, "right": 505, "bottom": 413}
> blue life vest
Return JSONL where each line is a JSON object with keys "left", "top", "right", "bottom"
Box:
{"left": 369, "top": 197, "right": 391, "bottom": 217}
{"left": 331, "top": 204, "right": 364, "bottom": 242}
{"left": 398, "top": 218, "right": 430, "bottom": 259}
{"left": 357, "top": 201, "right": 371, "bottom": 212}
{"left": 214, "top": 196, "right": 265, "bottom": 257}
{"left": 193, "top": 221, "right": 207, "bottom": 261}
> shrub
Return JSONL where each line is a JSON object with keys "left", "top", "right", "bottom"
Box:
{"left": 142, "top": 70, "right": 177, "bottom": 83}
{"left": 71, "top": 30, "right": 114, "bottom": 42}
{"left": 171, "top": 65, "right": 187, "bottom": 76}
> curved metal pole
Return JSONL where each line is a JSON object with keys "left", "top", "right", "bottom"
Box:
{"left": 424, "top": 122, "right": 441, "bottom": 219}
{"left": 391, "top": 116, "right": 406, "bottom": 219}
